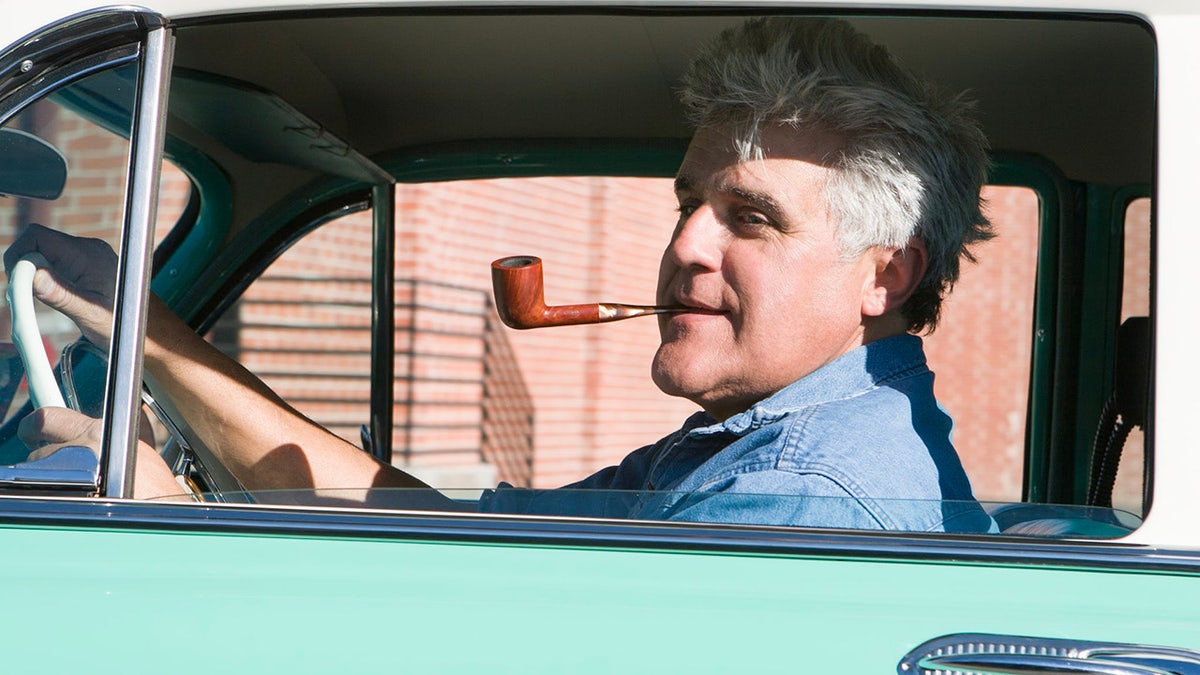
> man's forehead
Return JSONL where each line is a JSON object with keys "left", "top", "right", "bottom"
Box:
{"left": 674, "top": 140, "right": 831, "bottom": 199}
{"left": 679, "top": 122, "right": 842, "bottom": 173}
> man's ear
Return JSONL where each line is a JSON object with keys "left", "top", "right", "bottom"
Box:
{"left": 861, "top": 237, "right": 927, "bottom": 318}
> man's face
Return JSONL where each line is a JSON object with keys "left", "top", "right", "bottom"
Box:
{"left": 652, "top": 123, "right": 884, "bottom": 420}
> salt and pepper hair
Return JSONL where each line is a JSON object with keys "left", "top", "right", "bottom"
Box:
{"left": 679, "top": 17, "right": 993, "bottom": 332}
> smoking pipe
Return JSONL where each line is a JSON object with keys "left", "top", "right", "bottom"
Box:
{"left": 491, "top": 255, "right": 686, "bottom": 329}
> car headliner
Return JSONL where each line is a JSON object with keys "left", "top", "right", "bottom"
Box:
{"left": 4, "top": 3, "right": 1156, "bottom": 241}
{"left": 169, "top": 12, "right": 1153, "bottom": 181}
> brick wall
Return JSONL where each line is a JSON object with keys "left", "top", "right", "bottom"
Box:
{"left": 925, "top": 186, "right": 1039, "bottom": 500}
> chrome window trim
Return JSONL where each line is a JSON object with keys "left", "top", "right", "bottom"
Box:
{"left": 0, "top": 10, "right": 146, "bottom": 109}
{"left": 0, "top": 45, "right": 139, "bottom": 126}
{"left": 0, "top": 497, "right": 1197, "bottom": 575}
{"left": 0, "top": 8, "right": 173, "bottom": 498}
{"left": 102, "top": 19, "right": 173, "bottom": 498}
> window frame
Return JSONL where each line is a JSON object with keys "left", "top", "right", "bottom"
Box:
{"left": 0, "top": 7, "right": 1161, "bottom": 561}
{"left": 0, "top": 8, "right": 172, "bottom": 498}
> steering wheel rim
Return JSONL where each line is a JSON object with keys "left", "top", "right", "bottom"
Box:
{"left": 6, "top": 253, "right": 66, "bottom": 409}
{"left": 1, "top": 255, "right": 245, "bottom": 499}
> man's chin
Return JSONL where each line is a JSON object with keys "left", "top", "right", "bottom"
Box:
{"left": 650, "top": 350, "right": 709, "bottom": 402}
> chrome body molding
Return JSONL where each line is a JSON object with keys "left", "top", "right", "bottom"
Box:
{"left": 1, "top": 497, "right": 1200, "bottom": 574}
{"left": 899, "top": 633, "right": 1200, "bottom": 675}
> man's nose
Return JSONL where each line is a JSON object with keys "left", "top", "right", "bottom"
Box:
{"left": 666, "top": 206, "right": 724, "bottom": 271}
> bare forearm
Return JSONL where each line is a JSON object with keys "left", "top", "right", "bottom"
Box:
{"left": 141, "top": 296, "right": 428, "bottom": 491}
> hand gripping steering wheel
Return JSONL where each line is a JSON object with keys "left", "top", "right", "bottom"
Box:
{"left": 6, "top": 253, "right": 66, "bottom": 409}
{"left": 3, "top": 253, "right": 241, "bottom": 498}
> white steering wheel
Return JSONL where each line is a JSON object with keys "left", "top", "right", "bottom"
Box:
{"left": 6, "top": 253, "right": 66, "bottom": 409}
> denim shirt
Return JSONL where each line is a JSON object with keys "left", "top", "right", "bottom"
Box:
{"left": 480, "top": 335, "right": 997, "bottom": 533}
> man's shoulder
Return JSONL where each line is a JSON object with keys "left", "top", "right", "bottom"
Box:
{"left": 744, "top": 335, "right": 932, "bottom": 415}
{"left": 708, "top": 372, "right": 967, "bottom": 503}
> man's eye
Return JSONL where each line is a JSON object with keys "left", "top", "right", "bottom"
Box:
{"left": 735, "top": 211, "right": 773, "bottom": 231}
{"left": 676, "top": 204, "right": 699, "bottom": 221}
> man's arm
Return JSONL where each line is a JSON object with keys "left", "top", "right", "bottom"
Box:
{"left": 6, "top": 225, "right": 448, "bottom": 500}
{"left": 141, "top": 294, "right": 428, "bottom": 491}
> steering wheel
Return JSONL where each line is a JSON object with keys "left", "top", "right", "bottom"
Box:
{"left": 6, "top": 253, "right": 66, "bottom": 409}
{"left": 1, "top": 254, "right": 246, "bottom": 499}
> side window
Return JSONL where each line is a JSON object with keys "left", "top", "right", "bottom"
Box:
{"left": 0, "top": 62, "right": 135, "bottom": 466}
{"left": 155, "top": 160, "right": 193, "bottom": 244}
{"left": 219, "top": 177, "right": 1043, "bottom": 508}
{"left": 387, "top": 178, "right": 692, "bottom": 489}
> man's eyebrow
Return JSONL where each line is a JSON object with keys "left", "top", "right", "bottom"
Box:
{"left": 722, "top": 184, "right": 782, "bottom": 215}
{"left": 675, "top": 175, "right": 780, "bottom": 212}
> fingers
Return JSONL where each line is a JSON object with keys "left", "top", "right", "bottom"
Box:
{"left": 4, "top": 224, "right": 119, "bottom": 345}
{"left": 1, "top": 223, "right": 44, "bottom": 275}
{"left": 18, "top": 406, "right": 104, "bottom": 454}
{"left": 18, "top": 408, "right": 188, "bottom": 501}
{"left": 3, "top": 223, "right": 68, "bottom": 276}
{"left": 5, "top": 223, "right": 118, "bottom": 296}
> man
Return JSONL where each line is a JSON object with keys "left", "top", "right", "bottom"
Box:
{"left": 8, "top": 17, "right": 995, "bottom": 532}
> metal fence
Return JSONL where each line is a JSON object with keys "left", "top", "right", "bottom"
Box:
{"left": 209, "top": 276, "right": 535, "bottom": 487}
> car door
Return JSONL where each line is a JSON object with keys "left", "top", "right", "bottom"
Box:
{"left": 0, "top": 5, "right": 1198, "bottom": 675}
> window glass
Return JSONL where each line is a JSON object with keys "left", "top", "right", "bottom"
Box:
{"left": 0, "top": 63, "right": 135, "bottom": 464}
{"left": 216, "top": 178, "right": 694, "bottom": 491}
{"left": 155, "top": 160, "right": 192, "bottom": 244}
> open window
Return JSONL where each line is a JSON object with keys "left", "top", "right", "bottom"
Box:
{"left": 0, "top": 9, "right": 1130, "bottom": 540}
{"left": 135, "top": 11, "right": 1153, "bottom": 538}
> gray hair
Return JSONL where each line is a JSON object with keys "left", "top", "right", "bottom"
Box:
{"left": 679, "top": 17, "right": 992, "bottom": 332}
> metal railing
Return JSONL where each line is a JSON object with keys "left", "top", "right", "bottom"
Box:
{"left": 208, "top": 276, "right": 535, "bottom": 486}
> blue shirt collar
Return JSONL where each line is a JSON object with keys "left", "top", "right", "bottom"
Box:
{"left": 688, "top": 334, "right": 928, "bottom": 437}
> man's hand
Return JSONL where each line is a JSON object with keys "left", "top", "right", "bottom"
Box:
{"left": 19, "top": 405, "right": 103, "bottom": 461}
{"left": 3, "top": 223, "right": 118, "bottom": 348}
{"left": 19, "top": 406, "right": 188, "bottom": 500}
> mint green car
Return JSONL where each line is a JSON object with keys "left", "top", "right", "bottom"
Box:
{"left": 0, "top": 2, "right": 1196, "bottom": 672}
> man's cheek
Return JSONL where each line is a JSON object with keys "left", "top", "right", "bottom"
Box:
{"left": 655, "top": 260, "right": 675, "bottom": 304}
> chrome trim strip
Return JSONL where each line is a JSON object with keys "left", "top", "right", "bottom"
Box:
{"left": 102, "top": 21, "right": 173, "bottom": 498}
{"left": 0, "top": 45, "right": 139, "bottom": 127}
{"left": 1, "top": 497, "right": 1199, "bottom": 574}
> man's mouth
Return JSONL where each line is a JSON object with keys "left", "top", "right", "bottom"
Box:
{"left": 669, "top": 296, "right": 726, "bottom": 315}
